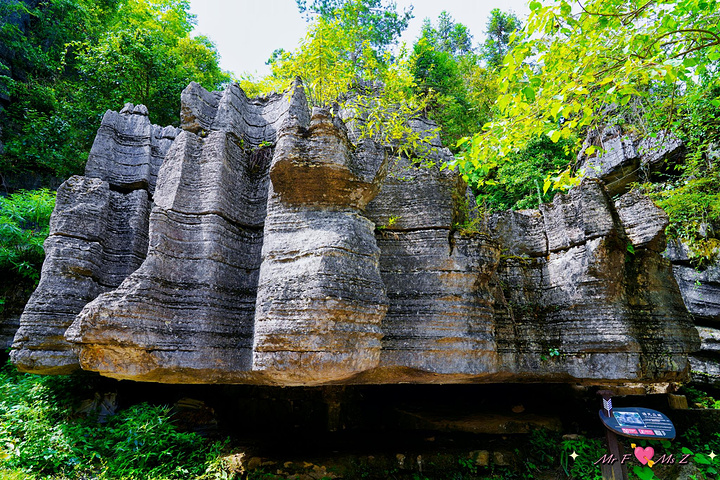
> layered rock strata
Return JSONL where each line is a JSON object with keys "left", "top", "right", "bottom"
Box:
{"left": 488, "top": 183, "right": 699, "bottom": 382}
{"left": 364, "top": 154, "right": 502, "bottom": 378}
{"left": 64, "top": 82, "right": 308, "bottom": 383}
{"left": 12, "top": 81, "right": 702, "bottom": 385}
{"left": 85, "top": 104, "right": 179, "bottom": 194}
{"left": 577, "top": 126, "right": 684, "bottom": 196}
{"left": 574, "top": 125, "right": 719, "bottom": 387}
{"left": 665, "top": 239, "right": 720, "bottom": 387}
{"left": 10, "top": 102, "right": 176, "bottom": 374}
{"left": 252, "top": 107, "right": 388, "bottom": 384}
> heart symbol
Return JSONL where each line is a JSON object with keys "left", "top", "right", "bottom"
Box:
{"left": 634, "top": 446, "right": 655, "bottom": 465}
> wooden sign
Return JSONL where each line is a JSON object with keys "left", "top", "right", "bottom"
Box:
{"left": 599, "top": 407, "right": 676, "bottom": 440}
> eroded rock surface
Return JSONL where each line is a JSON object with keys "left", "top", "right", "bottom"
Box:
{"left": 487, "top": 183, "right": 699, "bottom": 382}
{"left": 252, "top": 107, "right": 388, "bottom": 384}
{"left": 85, "top": 104, "right": 180, "bottom": 194}
{"left": 12, "top": 80, "right": 701, "bottom": 385}
{"left": 664, "top": 239, "right": 720, "bottom": 386}
{"left": 64, "top": 82, "right": 308, "bottom": 383}
{"left": 577, "top": 126, "right": 684, "bottom": 196}
{"left": 11, "top": 177, "right": 150, "bottom": 373}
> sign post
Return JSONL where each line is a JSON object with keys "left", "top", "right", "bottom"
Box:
{"left": 598, "top": 390, "right": 629, "bottom": 480}
{"left": 596, "top": 390, "right": 677, "bottom": 480}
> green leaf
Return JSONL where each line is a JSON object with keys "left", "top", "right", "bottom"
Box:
{"left": 529, "top": 1, "right": 541, "bottom": 11}
{"left": 543, "top": 179, "right": 552, "bottom": 194}
{"left": 523, "top": 86, "right": 536, "bottom": 102}
{"left": 585, "top": 145, "right": 596, "bottom": 156}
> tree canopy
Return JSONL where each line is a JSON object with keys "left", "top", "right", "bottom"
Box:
{"left": 454, "top": 0, "right": 720, "bottom": 188}
{"left": 480, "top": 8, "right": 522, "bottom": 68}
{"left": 295, "top": 0, "right": 413, "bottom": 52}
{"left": 1, "top": 0, "right": 718, "bottom": 259}
{"left": 0, "top": 0, "right": 230, "bottom": 179}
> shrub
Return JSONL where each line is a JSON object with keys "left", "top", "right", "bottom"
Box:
{"left": 0, "top": 362, "right": 226, "bottom": 479}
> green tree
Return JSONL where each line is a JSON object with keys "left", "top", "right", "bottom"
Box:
{"left": 295, "top": 0, "right": 413, "bottom": 52}
{"left": 411, "top": 12, "right": 495, "bottom": 150}
{"left": 244, "top": 0, "right": 434, "bottom": 161}
{"left": 419, "top": 10, "right": 474, "bottom": 58}
{"left": 0, "top": 0, "right": 230, "bottom": 179}
{"left": 480, "top": 8, "right": 521, "bottom": 68}
{"left": 456, "top": 0, "right": 720, "bottom": 189}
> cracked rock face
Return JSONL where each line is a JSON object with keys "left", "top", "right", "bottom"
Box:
{"left": 11, "top": 80, "right": 701, "bottom": 386}
{"left": 488, "top": 184, "right": 699, "bottom": 383}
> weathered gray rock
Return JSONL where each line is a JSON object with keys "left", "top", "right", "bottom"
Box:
{"left": 362, "top": 150, "right": 503, "bottom": 378}
{"left": 488, "top": 210, "right": 547, "bottom": 257}
{"left": 664, "top": 239, "right": 720, "bottom": 325}
{"left": 663, "top": 239, "right": 720, "bottom": 387}
{"left": 638, "top": 131, "right": 684, "bottom": 167}
{"left": 252, "top": 106, "right": 389, "bottom": 384}
{"left": 366, "top": 153, "right": 464, "bottom": 230}
{"left": 690, "top": 355, "right": 720, "bottom": 389}
{"left": 65, "top": 81, "right": 308, "bottom": 383}
{"left": 85, "top": 104, "right": 180, "bottom": 194}
{"left": 181, "top": 81, "right": 306, "bottom": 148}
{"left": 669, "top": 264, "right": 720, "bottom": 323}
{"left": 577, "top": 126, "right": 683, "bottom": 196}
{"left": 13, "top": 80, "right": 702, "bottom": 386}
{"left": 615, "top": 191, "right": 669, "bottom": 252}
{"left": 695, "top": 327, "right": 720, "bottom": 355}
{"left": 1, "top": 315, "right": 19, "bottom": 352}
{"left": 375, "top": 229, "right": 501, "bottom": 377}
{"left": 489, "top": 180, "right": 699, "bottom": 382}
{"left": 578, "top": 126, "right": 640, "bottom": 196}
{"left": 11, "top": 176, "right": 150, "bottom": 373}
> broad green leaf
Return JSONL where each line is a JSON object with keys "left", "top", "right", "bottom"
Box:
{"left": 523, "top": 86, "right": 536, "bottom": 102}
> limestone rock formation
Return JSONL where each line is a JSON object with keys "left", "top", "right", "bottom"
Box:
{"left": 253, "top": 107, "right": 389, "bottom": 384}
{"left": 11, "top": 176, "right": 151, "bottom": 373}
{"left": 1, "top": 314, "right": 19, "bottom": 352}
{"left": 11, "top": 80, "right": 701, "bottom": 386}
{"left": 664, "top": 239, "right": 720, "bottom": 387}
{"left": 577, "top": 126, "right": 684, "bottom": 196}
{"left": 665, "top": 240, "right": 720, "bottom": 324}
{"left": 85, "top": 104, "right": 180, "bottom": 194}
{"left": 487, "top": 182, "right": 699, "bottom": 382}
{"left": 64, "top": 83, "right": 308, "bottom": 383}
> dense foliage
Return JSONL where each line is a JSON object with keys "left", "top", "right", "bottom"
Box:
{"left": 295, "top": 0, "right": 413, "bottom": 52}
{"left": 455, "top": 0, "right": 720, "bottom": 181}
{"left": 0, "top": 362, "right": 225, "bottom": 479}
{"left": 410, "top": 13, "right": 497, "bottom": 150}
{"left": 0, "top": 188, "right": 55, "bottom": 284}
{"left": 0, "top": 0, "right": 230, "bottom": 179}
